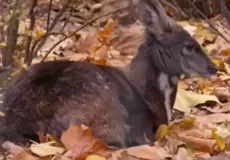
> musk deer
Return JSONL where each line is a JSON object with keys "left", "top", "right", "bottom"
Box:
{"left": 0, "top": 0, "right": 216, "bottom": 148}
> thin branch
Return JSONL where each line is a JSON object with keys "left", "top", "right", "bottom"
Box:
{"left": 40, "top": 4, "right": 135, "bottom": 63}
{"left": 220, "top": 0, "right": 230, "bottom": 25}
{"left": 171, "top": 0, "right": 188, "bottom": 19}
{"left": 24, "top": 0, "right": 38, "bottom": 65}
{"left": 0, "top": 0, "right": 5, "bottom": 42}
{"left": 187, "top": 0, "right": 230, "bottom": 43}
{"left": 47, "top": 0, "right": 53, "bottom": 32}
{"left": 61, "top": 5, "right": 75, "bottom": 32}
{"left": 48, "top": 0, "right": 71, "bottom": 32}
{"left": 160, "top": 0, "right": 180, "bottom": 15}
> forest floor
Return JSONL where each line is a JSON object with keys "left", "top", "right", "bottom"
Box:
{"left": 2, "top": 1, "right": 230, "bottom": 160}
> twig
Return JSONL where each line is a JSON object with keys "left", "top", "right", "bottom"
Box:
{"left": 40, "top": 4, "right": 135, "bottom": 63}
{"left": 161, "top": 0, "right": 188, "bottom": 19}
{"left": 187, "top": 0, "right": 230, "bottom": 43}
{"left": 47, "top": 0, "right": 53, "bottom": 32}
{"left": 29, "top": 0, "right": 72, "bottom": 64}
{"left": 48, "top": 0, "right": 72, "bottom": 32}
{"left": 0, "top": 0, "right": 5, "bottom": 42}
{"left": 24, "top": 0, "right": 38, "bottom": 65}
{"left": 61, "top": 5, "right": 75, "bottom": 32}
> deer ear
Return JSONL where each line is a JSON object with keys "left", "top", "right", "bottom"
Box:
{"left": 137, "top": 0, "right": 182, "bottom": 37}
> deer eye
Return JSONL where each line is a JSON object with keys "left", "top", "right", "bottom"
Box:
{"left": 182, "top": 43, "right": 195, "bottom": 56}
{"left": 185, "top": 43, "right": 194, "bottom": 51}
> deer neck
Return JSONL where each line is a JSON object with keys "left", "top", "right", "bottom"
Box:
{"left": 128, "top": 54, "right": 178, "bottom": 124}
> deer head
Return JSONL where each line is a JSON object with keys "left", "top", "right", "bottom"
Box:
{"left": 136, "top": 0, "right": 217, "bottom": 77}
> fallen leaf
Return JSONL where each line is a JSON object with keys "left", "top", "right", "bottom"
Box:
{"left": 221, "top": 48, "right": 230, "bottom": 55}
{"left": 61, "top": 124, "right": 113, "bottom": 159}
{"left": 18, "top": 21, "right": 27, "bottom": 34}
{"left": 34, "top": 30, "right": 45, "bottom": 37}
{"left": 96, "top": 18, "right": 115, "bottom": 40}
{"left": 174, "top": 88, "right": 221, "bottom": 113}
{"left": 194, "top": 24, "right": 217, "bottom": 45}
{"left": 0, "top": 41, "right": 6, "bottom": 47}
{"left": 175, "top": 147, "right": 193, "bottom": 160}
{"left": 112, "top": 145, "right": 171, "bottom": 160}
{"left": 178, "top": 132, "right": 216, "bottom": 153}
{"left": 196, "top": 113, "right": 230, "bottom": 124}
{"left": 155, "top": 124, "right": 168, "bottom": 141}
{"left": 2, "top": 141, "right": 25, "bottom": 155}
{"left": 216, "top": 122, "right": 230, "bottom": 138}
{"left": 179, "top": 116, "right": 196, "bottom": 130}
{"left": 12, "top": 151, "right": 38, "bottom": 160}
{"left": 30, "top": 141, "right": 65, "bottom": 157}
{"left": 0, "top": 111, "right": 5, "bottom": 117}
{"left": 211, "top": 128, "right": 226, "bottom": 151}
{"left": 166, "top": 137, "right": 186, "bottom": 154}
{"left": 224, "top": 62, "right": 230, "bottom": 74}
{"left": 200, "top": 103, "right": 230, "bottom": 114}
{"left": 86, "top": 154, "right": 106, "bottom": 160}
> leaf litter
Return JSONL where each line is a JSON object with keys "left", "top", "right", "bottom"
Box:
{"left": 3, "top": 4, "right": 230, "bottom": 160}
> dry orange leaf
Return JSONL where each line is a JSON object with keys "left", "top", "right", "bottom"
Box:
{"left": 96, "top": 18, "right": 115, "bottom": 40}
{"left": 221, "top": 48, "right": 230, "bottom": 55}
{"left": 93, "top": 58, "right": 107, "bottom": 66}
{"left": 60, "top": 124, "right": 114, "bottom": 159}
{"left": 178, "top": 131, "right": 216, "bottom": 153}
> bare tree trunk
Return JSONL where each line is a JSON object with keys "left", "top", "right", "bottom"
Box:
{"left": 2, "top": 0, "right": 20, "bottom": 68}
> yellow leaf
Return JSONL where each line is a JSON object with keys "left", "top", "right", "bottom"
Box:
{"left": 211, "top": 128, "right": 225, "bottom": 151}
{"left": 174, "top": 88, "right": 221, "bottom": 113}
{"left": 86, "top": 155, "right": 106, "bottom": 160}
{"left": 201, "top": 46, "right": 208, "bottom": 53}
{"left": 0, "top": 111, "right": 5, "bottom": 117}
{"left": 47, "top": 134, "right": 64, "bottom": 148}
{"left": 212, "top": 58, "right": 222, "bottom": 68}
{"left": 34, "top": 30, "right": 45, "bottom": 37}
{"left": 155, "top": 124, "right": 168, "bottom": 141}
{"left": 195, "top": 24, "right": 217, "bottom": 44}
{"left": 180, "top": 116, "right": 196, "bottom": 129}
{"left": 0, "top": 42, "right": 7, "bottom": 47}
{"left": 182, "top": 116, "right": 196, "bottom": 125}
{"left": 91, "top": 44, "right": 103, "bottom": 53}
{"left": 16, "top": 42, "right": 23, "bottom": 47}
